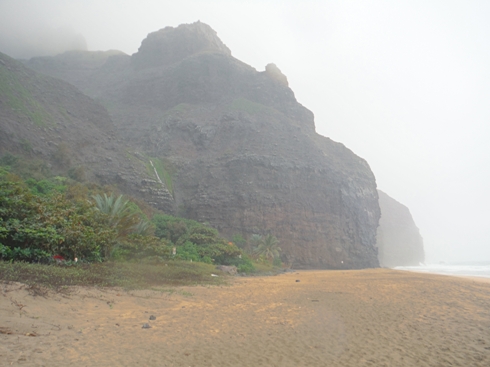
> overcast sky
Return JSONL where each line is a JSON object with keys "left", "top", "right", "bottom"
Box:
{"left": 1, "top": 0, "right": 489, "bottom": 263}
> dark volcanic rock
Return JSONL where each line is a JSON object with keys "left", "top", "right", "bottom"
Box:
{"left": 132, "top": 21, "right": 231, "bottom": 69}
{"left": 25, "top": 50, "right": 126, "bottom": 91}
{"left": 25, "top": 22, "right": 381, "bottom": 269}
{"left": 376, "top": 190, "right": 425, "bottom": 267}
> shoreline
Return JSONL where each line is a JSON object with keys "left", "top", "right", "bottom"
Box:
{"left": 2, "top": 268, "right": 490, "bottom": 366}
{"left": 390, "top": 267, "right": 490, "bottom": 283}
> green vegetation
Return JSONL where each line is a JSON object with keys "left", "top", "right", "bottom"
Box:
{"left": 0, "top": 179, "right": 114, "bottom": 263}
{"left": 254, "top": 234, "right": 281, "bottom": 262}
{"left": 0, "top": 61, "right": 51, "bottom": 126}
{"left": 231, "top": 234, "right": 247, "bottom": 249}
{"left": 147, "top": 157, "right": 176, "bottom": 195}
{"left": 0, "top": 260, "right": 226, "bottom": 289}
{"left": 234, "top": 233, "right": 282, "bottom": 267}
{"left": 92, "top": 193, "right": 152, "bottom": 258}
{"left": 151, "top": 214, "right": 254, "bottom": 272}
{"left": 229, "top": 97, "right": 272, "bottom": 115}
{"left": 25, "top": 176, "right": 67, "bottom": 196}
{"left": 0, "top": 152, "right": 287, "bottom": 290}
{"left": 0, "top": 153, "right": 51, "bottom": 180}
{"left": 0, "top": 174, "right": 250, "bottom": 267}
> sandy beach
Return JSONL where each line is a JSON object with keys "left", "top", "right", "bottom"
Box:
{"left": 2, "top": 268, "right": 490, "bottom": 366}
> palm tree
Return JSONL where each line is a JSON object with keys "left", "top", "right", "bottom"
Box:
{"left": 247, "top": 234, "right": 262, "bottom": 254}
{"left": 254, "top": 234, "right": 281, "bottom": 261}
{"left": 93, "top": 194, "right": 140, "bottom": 235}
{"left": 92, "top": 194, "right": 143, "bottom": 259}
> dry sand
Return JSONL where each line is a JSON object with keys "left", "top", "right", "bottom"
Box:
{"left": 2, "top": 268, "right": 490, "bottom": 366}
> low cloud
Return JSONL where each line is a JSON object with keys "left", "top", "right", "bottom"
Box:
{"left": 0, "top": 24, "right": 87, "bottom": 59}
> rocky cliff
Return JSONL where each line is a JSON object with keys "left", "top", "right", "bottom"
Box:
{"left": 376, "top": 190, "right": 425, "bottom": 267}
{"left": 24, "top": 22, "right": 381, "bottom": 269}
{"left": 0, "top": 52, "right": 173, "bottom": 210}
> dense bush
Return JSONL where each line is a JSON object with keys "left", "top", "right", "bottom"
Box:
{"left": 0, "top": 157, "right": 256, "bottom": 272}
{"left": 25, "top": 177, "right": 67, "bottom": 196}
{"left": 152, "top": 214, "right": 252, "bottom": 269}
{"left": 113, "top": 234, "right": 171, "bottom": 260}
{"left": 0, "top": 180, "right": 115, "bottom": 262}
{"left": 152, "top": 214, "right": 194, "bottom": 241}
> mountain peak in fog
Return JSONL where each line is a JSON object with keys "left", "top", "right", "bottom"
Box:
{"left": 131, "top": 21, "right": 231, "bottom": 69}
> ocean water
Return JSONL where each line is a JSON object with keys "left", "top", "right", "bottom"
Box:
{"left": 394, "top": 262, "right": 490, "bottom": 279}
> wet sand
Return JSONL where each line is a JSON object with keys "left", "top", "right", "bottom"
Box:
{"left": 2, "top": 268, "right": 490, "bottom": 366}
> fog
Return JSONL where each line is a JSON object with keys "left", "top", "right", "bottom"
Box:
{"left": 1, "top": 0, "right": 489, "bottom": 263}
{"left": 0, "top": 14, "right": 86, "bottom": 59}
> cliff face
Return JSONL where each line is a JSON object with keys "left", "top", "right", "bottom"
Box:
{"left": 24, "top": 22, "right": 380, "bottom": 269}
{"left": 0, "top": 52, "right": 173, "bottom": 210}
{"left": 376, "top": 190, "right": 425, "bottom": 267}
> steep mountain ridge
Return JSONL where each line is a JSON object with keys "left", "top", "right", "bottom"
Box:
{"left": 0, "top": 51, "right": 173, "bottom": 210}
{"left": 132, "top": 21, "right": 232, "bottom": 69}
{"left": 24, "top": 22, "right": 381, "bottom": 268}
{"left": 376, "top": 190, "right": 425, "bottom": 267}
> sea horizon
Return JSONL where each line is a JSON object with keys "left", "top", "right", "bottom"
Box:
{"left": 394, "top": 261, "right": 490, "bottom": 279}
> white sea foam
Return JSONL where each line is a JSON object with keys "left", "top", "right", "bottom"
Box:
{"left": 394, "top": 262, "right": 490, "bottom": 279}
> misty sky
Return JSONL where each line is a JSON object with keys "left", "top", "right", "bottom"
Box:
{"left": 1, "top": 0, "right": 489, "bottom": 263}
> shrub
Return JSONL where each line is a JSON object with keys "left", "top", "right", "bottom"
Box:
{"left": 115, "top": 234, "right": 171, "bottom": 260}
{"left": 153, "top": 214, "right": 190, "bottom": 241}
{"left": 152, "top": 214, "right": 249, "bottom": 267}
{"left": 0, "top": 153, "right": 18, "bottom": 167}
{"left": 175, "top": 241, "right": 202, "bottom": 262}
{"left": 0, "top": 244, "right": 51, "bottom": 262}
{"left": 227, "top": 253, "right": 255, "bottom": 273}
{"left": 0, "top": 180, "right": 113, "bottom": 262}
{"left": 186, "top": 226, "right": 220, "bottom": 246}
{"left": 25, "top": 177, "right": 67, "bottom": 196}
{"left": 231, "top": 234, "right": 247, "bottom": 248}
{"left": 0, "top": 171, "right": 254, "bottom": 271}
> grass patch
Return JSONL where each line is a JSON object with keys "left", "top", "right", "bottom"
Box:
{"left": 0, "top": 64, "right": 51, "bottom": 126}
{"left": 229, "top": 97, "right": 273, "bottom": 115}
{"left": 146, "top": 157, "right": 176, "bottom": 196}
{"left": 0, "top": 260, "right": 227, "bottom": 290}
{"left": 245, "top": 262, "right": 286, "bottom": 276}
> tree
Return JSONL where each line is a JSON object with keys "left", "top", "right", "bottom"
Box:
{"left": 92, "top": 193, "right": 147, "bottom": 257}
{"left": 254, "top": 234, "right": 281, "bottom": 261}
{"left": 231, "top": 234, "right": 246, "bottom": 249}
{"left": 92, "top": 194, "right": 140, "bottom": 237}
{"left": 246, "top": 234, "right": 262, "bottom": 254}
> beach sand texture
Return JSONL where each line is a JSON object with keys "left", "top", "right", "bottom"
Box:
{"left": 1, "top": 268, "right": 490, "bottom": 366}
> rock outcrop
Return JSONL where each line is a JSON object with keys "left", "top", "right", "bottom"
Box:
{"left": 264, "top": 63, "right": 289, "bottom": 86}
{"left": 132, "top": 21, "right": 231, "bottom": 69}
{"left": 376, "top": 190, "right": 425, "bottom": 267}
{"left": 24, "top": 22, "right": 381, "bottom": 269}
